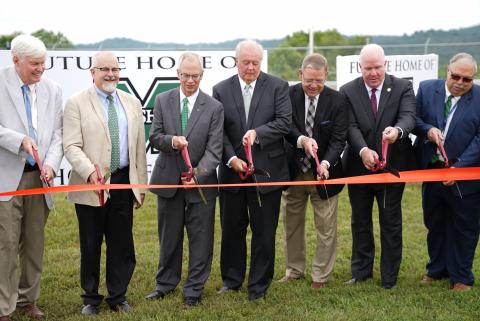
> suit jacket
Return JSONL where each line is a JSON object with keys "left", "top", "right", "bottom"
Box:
{"left": 149, "top": 88, "right": 224, "bottom": 202}
{"left": 63, "top": 86, "right": 148, "bottom": 206}
{"left": 0, "top": 66, "right": 63, "bottom": 209}
{"left": 414, "top": 79, "right": 480, "bottom": 196}
{"left": 212, "top": 72, "right": 292, "bottom": 194}
{"left": 285, "top": 83, "right": 348, "bottom": 181}
{"left": 340, "top": 74, "right": 416, "bottom": 177}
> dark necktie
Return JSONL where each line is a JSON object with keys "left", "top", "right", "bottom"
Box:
{"left": 442, "top": 95, "right": 454, "bottom": 129}
{"left": 107, "top": 95, "right": 120, "bottom": 172}
{"left": 21, "top": 85, "right": 36, "bottom": 166}
{"left": 301, "top": 97, "right": 316, "bottom": 173}
{"left": 370, "top": 88, "right": 377, "bottom": 119}
{"left": 181, "top": 97, "right": 189, "bottom": 135}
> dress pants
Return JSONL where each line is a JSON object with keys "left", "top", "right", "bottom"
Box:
{"left": 348, "top": 182, "right": 405, "bottom": 285}
{"left": 0, "top": 170, "right": 48, "bottom": 317}
{"left": 422, "top": 182, "right": 480, "bottom": 285}
{"left": 282, "top": 171, "right": 339, "bottom": 283}
{"left": 75, "top": 167, "right": 135, "bottom": 307}
{"left": 154, "top": 189, "right": 215, "bottom": 298}
{"left": 220, "top": 186, "right": 282, "bottom": 297}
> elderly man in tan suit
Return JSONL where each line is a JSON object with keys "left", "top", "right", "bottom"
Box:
{"left": 0, "top": 35, "right": 63, "bottom": 321}
{"left": 63, "top": 51, "right": 147, "bottom": 315}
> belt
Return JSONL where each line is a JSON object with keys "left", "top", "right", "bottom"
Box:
{"left": 427, "top": 161, "right": 445, "bottom": 169}
{"left": 24, "top": 163, "right": 40, "bottom": 172}
{"left": 111, "top": 166, "right": 129, "bottom": 176}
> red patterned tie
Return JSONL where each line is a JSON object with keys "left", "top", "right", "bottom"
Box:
{"left": 370, "top": 88, "right": 377, "bottom": 119}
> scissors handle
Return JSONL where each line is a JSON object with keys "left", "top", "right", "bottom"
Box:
{"left": 239, "top": 143, "right": 255, "bottom": 180}
{"left": 94, "top": 164, "right": 105, "bottom": 207}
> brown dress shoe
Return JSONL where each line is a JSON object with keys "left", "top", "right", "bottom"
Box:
{"left": 452, "top": 283, "right": 472, "bottom": 292}
{"left": 20, "top": 304, "right": 45, "bottom": 319}
{"left": 311, "top": 281, "right": 326, "bottom": 289}
{"left": 420, "top": 275, "right": 436, "bottom": 285}
{"left": 0, "top": 315, "right": 12, "bottom": 321}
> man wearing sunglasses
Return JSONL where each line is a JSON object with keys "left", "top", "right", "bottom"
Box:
{"left": 414, "top": 52, "right": 480, "bottom": 291}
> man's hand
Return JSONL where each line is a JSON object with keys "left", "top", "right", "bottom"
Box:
{"left": 361, "top": 148, "right": 379, "bottom": 170}
{"left": 316, "top": 162, "right": 330, "bottom": 180}
{"left": 41, "top": 165, "right": 55, "bottom": 185}
{"left": 382, "top": 126, "right": 399, "bottom": 144}
{"left": 230, "top": 157, "right": 248, "bottom": 173}
{"left": 242, "top": 130, "right": 257, "bottom": 146}
{"left": 443, "top": 180, "right": 455, "bottom": 187}
{"left": 21, "top": 136, "right": 37, "bottom": 157}
{"left": 181, "top": 176, "right": 196, "bottom": 185}
{"left": 427, "top": 127, "right": 443, "bottom": 146}
{"left": 301, "top": 137, "right": 318, "bottom": 158}
{"left": 134, "top": 193, "right": 145, "bottom": 209}
{"left": 172, "top": 136, "right": 188, "bottom": 150}
{"left": 88, "top": 170, "right": 101, "bottom": 196}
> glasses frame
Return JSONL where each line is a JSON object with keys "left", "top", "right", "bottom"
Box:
{"left": 94, "top": 67, "right": 121, "bottom": 73}
{"left": 179, "top": 73, "right": 203, "bottom": 81}
{"left": 449, "top": 70, "right": 474, "bottom": 83}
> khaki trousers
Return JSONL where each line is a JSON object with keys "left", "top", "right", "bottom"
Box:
{"left": 281, "top": 171, "right": 338, "bottom": 283}
{"left": 0, "top": 171, "right": 49, "bottom": 316}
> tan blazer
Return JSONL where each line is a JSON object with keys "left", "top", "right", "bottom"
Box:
{"left": 63, "top": 86, "right": 147, "bottom": 206}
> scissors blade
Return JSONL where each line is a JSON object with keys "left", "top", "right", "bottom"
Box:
{"left": 384, "top": 165, "right": 401, "bottom": 178}
{"left": 193, "top": 176, "right": 208, "bottom": 205}
{"left": 253, "top": 168, "right": 270, "bottom": 178}
{"left": 252, "top": 174, "right": 262, "bottom": 207}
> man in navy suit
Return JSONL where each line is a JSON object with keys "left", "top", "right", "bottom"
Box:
{"left": 414, "top": 53, "right": 480, "bottom": 291}
{"left": 213, "top": 40, "right": 291, "bottom": 301}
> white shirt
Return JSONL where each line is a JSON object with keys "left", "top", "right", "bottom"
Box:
{"left": 443, "top": 83, "right": 461, "bottom": 137}
{"left": 180, "top": 88, "right": 200, "bottom": 117}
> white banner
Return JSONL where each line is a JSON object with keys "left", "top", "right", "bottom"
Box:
{"left": 336, "top": 54, "right": 438, "bottom": 93}
{"left": 0, "top": 50, "right": 268, "bottom": 185}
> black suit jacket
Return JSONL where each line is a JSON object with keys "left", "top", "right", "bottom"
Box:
{"left": 285, "top": 83, "right": 348, "bottom": 181}
{"left": 213, "top": 72, "right": 292, "bottom": 193}
{"left": 340, "top": 74, "right": 416, "bottom": 177}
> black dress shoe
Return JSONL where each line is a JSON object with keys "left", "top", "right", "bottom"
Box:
{"left": 110, "top": 301, "right": 131, "bottom": 312}
{"left": 184, "top": 296, "right": 200, "bottom": 307}
{"left": 248, "top": 292, "right": 265, "bottom": 301}
{"left": 81, "top": 304, "right": 99, "bottom": 315}
{"left": 381, "top": 283, "right": 395, "bottom": 290}
{"left": 145, "top": 289, "right": 171, "bottom": 300}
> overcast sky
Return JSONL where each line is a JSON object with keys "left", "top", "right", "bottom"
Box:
{"left": 1, "top": 0, "right": 478, "bottom": 45}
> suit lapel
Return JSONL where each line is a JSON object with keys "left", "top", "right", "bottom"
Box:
{"left": 433, "top": 83, "right": 446, "bottom": 129}
{"left": 313, "top": 88, "right": 330, "bottom": 131}
{"left": 35, "top": 82, "right": 49, "bottom": 145}
{"left": 247, "top": 72, "right": 266, "bottom": 129}
{"left": 5, "top": 67, "right": 29, "bottom": 133}
{"left": 185, "top": 90, "right": 206, "bottom": 137}
{"left": 231, "top": 76, "right": 247, "bottom": 132}
{"left": 170, "top": 89, "right": 182, "bottom": 135}
{"left": 295, "top": 85, "right": 306, "bottom": 134}
{"left": 88, "top": 87, "right": 110, "bottom": 142}
{"left": 445, "top": 89, "right": 472, "bottom": 142}
{"left": 376, "top": 75, "right": 392, "bottom": 128}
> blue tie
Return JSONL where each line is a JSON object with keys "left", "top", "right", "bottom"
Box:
{"left": 21, "top": 85, "right": 36, "bottom": 166}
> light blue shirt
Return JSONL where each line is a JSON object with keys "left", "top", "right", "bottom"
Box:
{"left": 95, "top": 86, "right": 129, "bottom": 169}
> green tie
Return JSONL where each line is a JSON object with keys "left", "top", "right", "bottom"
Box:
{"left": 181, "top": 97, "right": 189, "bottom": 135}
{"left": 107, "top": 95, "right": 120, "bottom": 172}
{"left": 444, "top": 95, "right": 453, "bottom": 118}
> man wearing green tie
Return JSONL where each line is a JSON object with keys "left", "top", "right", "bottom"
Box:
{"left": 63, "top": 51, "right": 147, "bottom": 315}
{"left": 146, "top": 52, "right": 223, "bottom": 307}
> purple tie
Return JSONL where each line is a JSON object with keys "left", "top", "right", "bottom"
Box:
{"left": 370, "top": 88, "right": 377, "bottom": 118}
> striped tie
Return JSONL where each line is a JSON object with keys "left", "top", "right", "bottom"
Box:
{"left": 301, "top": 97, "right": 316, "bottom": 172}
{"left": 107, "top": 95, "right": 120, "bottom": 172}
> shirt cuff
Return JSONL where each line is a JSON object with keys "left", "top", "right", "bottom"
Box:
{"left": 395, "top": 127, "right": 404, "bottom": 139}
{"left": 227, "top": 156, "right": 237, "bottom": 168}
{"left": 297, "top": 135, "right": 306, "bottom": 148}
{"left": 321, "top": 160, "right": 330, "bottom": 169}
{"left": 171, "top": 136, "right": 177, "bottom": 149}
{"left": 359, "top": 147, "right": 368, "bottom": 157}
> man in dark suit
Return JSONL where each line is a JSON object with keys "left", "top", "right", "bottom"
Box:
{"left": 213, "top": 40, "right": 291, "bottom": 301}
{"left": 278, "top": 54, "right": 348, "bottom": 289}
{"left": 413, "top": 53, "right": 480, "bottom": 291}
{"left": 340, "top": 44, "right": 416, "bottom": 289}
{"left": 146, "top": 52, "right": 224, "bottom": 306}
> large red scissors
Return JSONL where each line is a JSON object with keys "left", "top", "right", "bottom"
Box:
{"left": 436, "top": 140, "right": 462, "bottom": 198}
{"left": 94, "top": 165, "right": 110, "bottom": 207}
{"left": 238, "top": 143, "right": 270, "bottom": 207}
{"left": 371, "top": 138, "right": 400, "bottom": 178}
{"left": 32, "top": 149, "right": 57, "bottom": 214}
{"left": 181, "top": 147, "right": 208, "bottom": 205}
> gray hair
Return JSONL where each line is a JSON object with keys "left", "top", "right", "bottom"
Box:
{"left": 235, "top": 40, "right": 264, "bottom": 60}
{"left": 91, "top": 51, "right": 118, "bottom": 67}
{"left": 10, "top": 34, "right": 46, "bottom": 59}
{"left": 449, "top": 52, "right": 477, "bottom": 73}
{"left": 301, "top": 53, "right": 328, "bottom": 71}
{"left": 178, "top": 52, "right": 203, "bottom": 70}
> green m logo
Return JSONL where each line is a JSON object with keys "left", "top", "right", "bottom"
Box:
{"left": 116, "top": 77, "right": 180, "bottom": 141}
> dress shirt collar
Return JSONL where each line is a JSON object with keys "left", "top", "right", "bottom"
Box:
{"left": 238, "top": 76, "right": 257, "bottom": 92}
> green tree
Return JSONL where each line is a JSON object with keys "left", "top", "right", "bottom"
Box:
{"left": 0, "top": 31, "right": 22, "bottom": 49}
{"left": 268, "top": 29, "right": 368, "bottom": 81}
{"left": 31, "top": 29, "right": 73, "bottom": 49}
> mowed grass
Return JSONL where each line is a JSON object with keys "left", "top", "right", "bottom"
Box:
{"left": 12, "top": 183, "right": 480, "bottom": 321}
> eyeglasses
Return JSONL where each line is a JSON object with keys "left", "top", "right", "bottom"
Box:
{"left": 179, "top": 73, "right": 202, "bottom": 81}
{"left": 449, "top": 71, "right": 474, "bottom": 83}
{"left": 303, "top": 78, "right": 325, "bottom": 85}
{"left": 94, "top": 67, "right": 121, "bottom": 73}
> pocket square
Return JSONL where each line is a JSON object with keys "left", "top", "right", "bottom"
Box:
{"left": 320, "top": 120, "right": 332, "bottom": 125}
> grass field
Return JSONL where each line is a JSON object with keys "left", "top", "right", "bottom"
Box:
{"left": 11, "top": 183, "right": 480, "bottom": 321}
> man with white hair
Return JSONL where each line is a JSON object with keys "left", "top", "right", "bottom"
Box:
{"left": 340, "top": 44, "right": 416, "bottom": 289}
{"left": 0, "top": 34, "right": 63, "bottom": 320}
